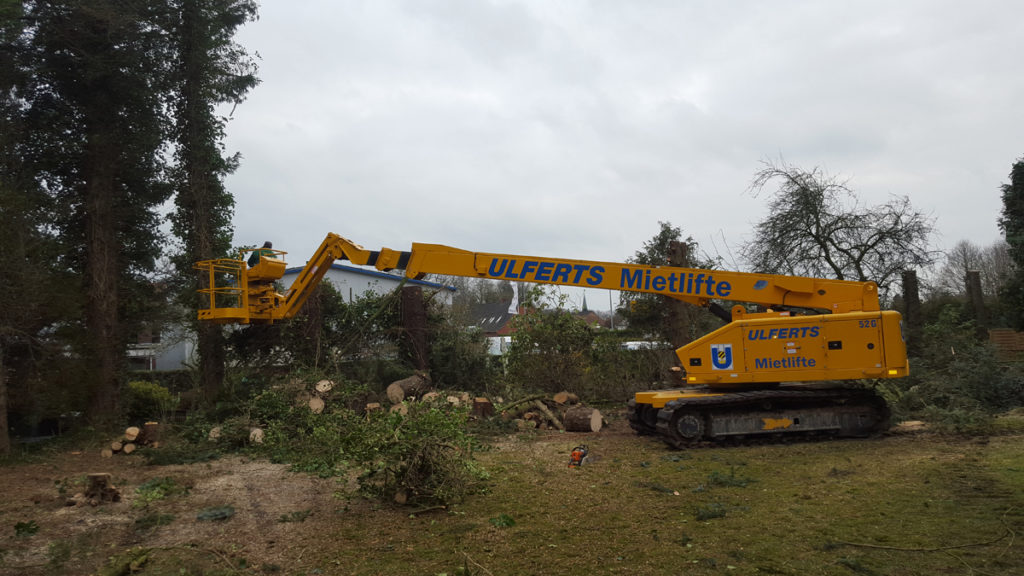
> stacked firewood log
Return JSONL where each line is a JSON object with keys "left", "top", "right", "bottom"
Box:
{"left": 100, "top": 421, "right": 162, "bottom": 457}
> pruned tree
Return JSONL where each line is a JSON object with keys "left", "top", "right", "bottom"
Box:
{"left": 742, "top": 159, "right": 938, "bottom": 301}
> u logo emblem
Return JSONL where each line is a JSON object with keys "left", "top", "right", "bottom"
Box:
{"left": 711, "top": 344, "right": 733, "bottom": 370}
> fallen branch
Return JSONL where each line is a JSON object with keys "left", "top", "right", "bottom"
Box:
{"left": 496, "top": 394, "right": 547, "bottom": 415}
{"left": 462, "top": 552, "right": 495, "bottom": 576}
{"left": 533, "top": 400, "right": 564, "bottom": 431}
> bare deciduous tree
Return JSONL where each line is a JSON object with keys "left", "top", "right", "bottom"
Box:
{"left": 741, "top": 159, "right": 938, "bottom": 301}
{"left": 930, "top": 239, "right": 1013, "bottom": 299}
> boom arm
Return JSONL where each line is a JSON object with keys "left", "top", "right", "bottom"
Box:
{"left": 325, "top": 234, "right": 880, "bottom": 313}
{"left": 195, "top": 233, "right": 881, "bottom": 324}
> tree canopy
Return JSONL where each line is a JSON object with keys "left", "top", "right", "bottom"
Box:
{"left": 741, "top": 159, "right": 938, "bottom": 300}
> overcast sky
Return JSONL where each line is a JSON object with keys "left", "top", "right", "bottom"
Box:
{"left": 222, "top": 0, "right": 1024, "bottom": 308}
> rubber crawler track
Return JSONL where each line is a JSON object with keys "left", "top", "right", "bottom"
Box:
{"left": 630, "top": 387, "right": 890, "bottom": 449}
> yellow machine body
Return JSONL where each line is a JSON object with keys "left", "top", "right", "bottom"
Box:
{"left": 195, "top": 233, "right": 908, "bottom": 446}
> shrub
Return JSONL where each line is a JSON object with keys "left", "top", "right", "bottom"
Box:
{"left": 895, "top": 306, "right": 1024, "bottom": 432}
{"left": 123, "top": 381, "right": 176, "bottom": 422}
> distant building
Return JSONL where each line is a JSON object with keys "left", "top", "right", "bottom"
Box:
{"left": 281, "top": 263, "right": 455, "bottom": 306}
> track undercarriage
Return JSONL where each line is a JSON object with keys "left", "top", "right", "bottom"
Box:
{"left": 628, "top": 386, "right": 890, "bottom": 449}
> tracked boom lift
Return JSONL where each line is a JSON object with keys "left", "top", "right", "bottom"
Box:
{"left": 195, "top": 233, "right": 908, "bottom": 448}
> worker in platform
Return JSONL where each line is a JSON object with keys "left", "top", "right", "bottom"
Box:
{"left": 247, "top": 241, "right": 274, "bottom": 267}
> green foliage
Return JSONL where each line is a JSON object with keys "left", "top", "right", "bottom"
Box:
{"left": 488, "top": 513, "right": 516, "bottom": 528}
{"left": 196, "top": 505, "right": 235, "bottom": 521}
{"left": 999, "top": 157, "right": 1024, "bottom": 328}
{"left": 428, "top": 319, "right": 498, "bottom": 394}
{"left": 503, "top": 302, "right": 677, "bottom": 401}
{"left": 134, "top": 477, "right": 189, "bottom": 509}
{"left": 506, "top": 306, "right": 593, "bottom": 395}
{"left": 123, "top": 381, "right": 177, "bottom": 423}
{"left": 695, "top": 502, "right": 727, "bottom": 521}
{"left": 14, "top": 520, "right": 38, "bottom": 537}
{"left": 355, "top": 404, "right": 486, "bottom": 506}
{"left": 226, "top": 288, "right": 404, "bottom": 380}
{"left": 278, "top": 509, "right": 311, "bottom": 523}
{"left": 895, "top": 306, "right": 1024, "bottom": 432}
{"left": 707, "top": 467, "right": 755, "bottom": 488}
{"left": 242, "top": 382, "right": 486, "bottom": 506}
{"left": 134, "top": 513, "right": 174, "bottom": 531}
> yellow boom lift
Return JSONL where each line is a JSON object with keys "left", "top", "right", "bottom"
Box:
{"left": 195, "top": 233, "right": 908, "bottom": 448}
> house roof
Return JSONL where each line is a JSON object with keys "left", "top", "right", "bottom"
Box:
{"left": 282, "top": 263, "right": 456, "bottom": 292}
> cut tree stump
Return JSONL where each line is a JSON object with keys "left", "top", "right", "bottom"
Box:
{"left": 249, "top": 427, "right": 265, "bottom": 444}
{"left": 386, "top": 373, "right": 431, "bottom": 404}
{"left": 142, "top": 421, "right": 161, "bottom": 445}
{"left": 472, "top": 397, "right": 494, "bottom": 418}
{"left": 308, "top": 396, "right": 325, "bottom": 414}
{"left": 85, "top": 473, "right": 120, "bottom": 504}
{"left": 563, "top": 406, "right": 603, "bottom": 433}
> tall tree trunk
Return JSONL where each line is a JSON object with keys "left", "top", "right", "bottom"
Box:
{"left": 666, "top": 240, "right": 694, "bottom": 347}
{"left": 965, "top": 270, "right": 988, "bottom": 340}
{"left": 84, "top": 129, "right": 121, "bottom": 423}
{"left": 402, "top": 286, "right": 430, "bottom": 371}
{"left": 0, "top": 340, "right": 10, "bottom": 456}
{"left": 902, "top": 270, "right": 922, "bottom": 358}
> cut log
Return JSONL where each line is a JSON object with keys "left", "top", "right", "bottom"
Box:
{"left": 315, "top": 379, "right": 335, "bottom": 394}
{"left": 208, "top": 426, "right": 222, "bottom": 441}
{"left": 249, "top": 427, "right": 265, "bottom": 444}
{"left": 386, "top": 373, "right": 431, "bottom": 404}
{"left": 124, "top": 426, "right": 140, "bottom": 442}
{"left": 472, "top": 397, "right": 494, "bottom": 419}
{"left": 421, "top": 391, "right": 440, "bottom": 403}
{"left": 446, "top": 395, "right": 461, "bottom": 406}
{"left": 365, "top": 402, "right": 383, "bottom": 413}
{"left": 100, "top": 448, "right": 113, "bottom": 458}
{"left": 552, "top": 391, "right": 579, "bottom": 405}
{"left": 564, "top": 406, "right": 603, "bottom": 433}
{"left": 515, "top": 418, "right": 537, "bottom": 430}
{"left": 122, "top": 443, "right": 136, "bottom": 455}
{"left": 85, "top": 473, "right": 120, "bottom": 504}
{"left": 390, "top": 403, "right": 409, "bottom": 416}
{"left": 110, "top": 440, "right": 123, "bottom": 452}
{"left": 308, "top": 396, "right": 325, "bottom": 414}
{"left": 533, "top": 400, "right": 564, "bottom": 431}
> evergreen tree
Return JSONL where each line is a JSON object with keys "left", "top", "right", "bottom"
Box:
{"left": 167, "top": 0, "right": 258, "bottom": 401}
{"left": 998, "top": 156, "right": 1024, "bottom": 328}
{"left": 16, "top": 1, "right": 175, "bottom": 422}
